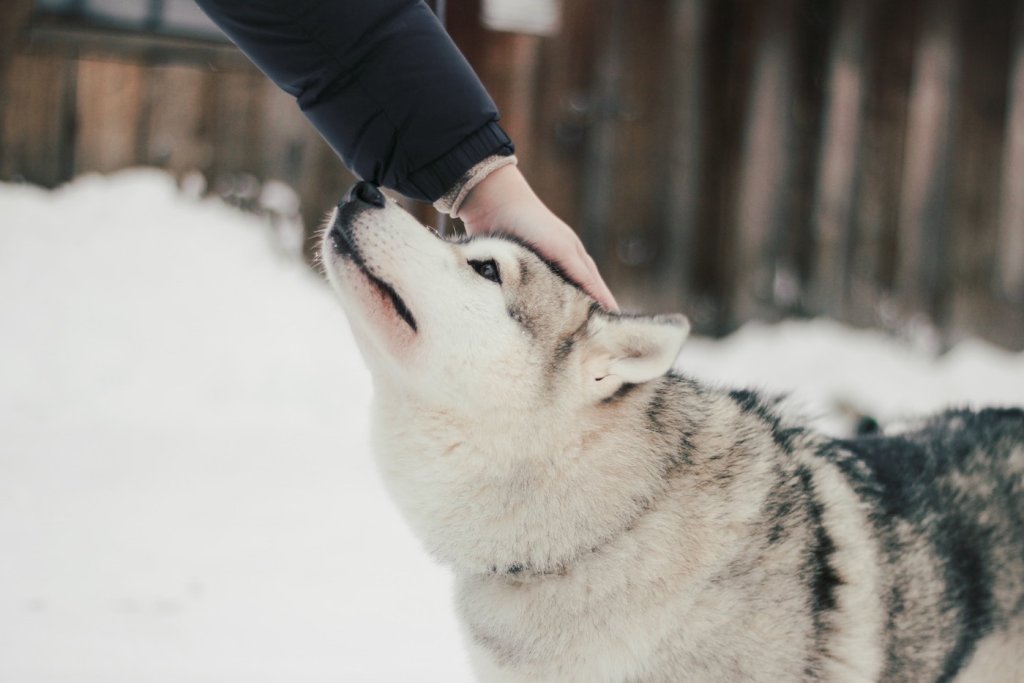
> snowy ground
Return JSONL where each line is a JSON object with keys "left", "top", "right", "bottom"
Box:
{"left": 1, "top": 170, "right": 1022, "bottom": 682}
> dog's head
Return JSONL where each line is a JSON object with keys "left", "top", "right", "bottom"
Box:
{"left": 320, "top": 182, "right": 690, "bottom": 416}
{"left": 321, "top": 183, "right": 692, "bottom": 571}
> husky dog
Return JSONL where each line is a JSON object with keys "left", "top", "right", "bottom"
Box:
{"left": 321, "top": 182, "right": 1024, "bottom": 682}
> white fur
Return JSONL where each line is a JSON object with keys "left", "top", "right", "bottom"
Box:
{"left": 320, "top": 199, "right": 1022, "bottom": 681}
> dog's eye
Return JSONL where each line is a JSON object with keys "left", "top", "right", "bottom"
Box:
{"left": 469, "top": 259, "right": 501, "bottom": 284}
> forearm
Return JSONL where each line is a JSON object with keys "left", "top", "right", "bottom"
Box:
{"left": 196, "top": 0, "right": 513, "bottom": 201}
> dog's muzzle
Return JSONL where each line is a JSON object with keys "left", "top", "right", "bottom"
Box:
{"left": 326, "top": 182, "right": 418, "bottom": 332}
{"left": 345, "top": 180, "right": 386, "bottom": 208}
{"left": 329, "top": 181, "right": 386, "bottom": 256}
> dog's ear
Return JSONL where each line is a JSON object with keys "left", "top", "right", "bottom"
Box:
{"left": 582, "top": 313, "right": 690, "bottom": 399}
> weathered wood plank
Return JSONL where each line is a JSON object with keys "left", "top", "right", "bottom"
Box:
{"left": 691, "top": 0, "right": 758, "bottom": 333}
{"left": 0, "top": 0, "right": 34, "bottom": 67}
{"left": 784, "top": 0, "right": 832, "bottom": 315}
{"left": 810, "top": 0, "right": 868, "bottom": 315}
{"left": 998, "top": 2, "right": 1024, "bottom": 301}
{"left": 26, "top": 18, "right": 248, "bottom": 68}
{"left": 75, "top": 58, "right": 147, "bottom": 174}
{"left": 578, "top": 0, "right": 624, "bottom": 276}
{"left": 205, "top": 67, "right": 265, "bottom": 179}
{"left": 479, "top": 32, "right": 542, "bottom": 168}
{"left": 529, "top": 0, "right": 601, "bottom": 233}
{"left": 603, "top": 0, "right": 672, "bottom": 307}
{"left": 0, "top": 53, "right": 76, "bottom": 185}
{"left": 138, "top": 63, "right": 212, "bottom": 173}
{"left": 850, "top": 0, "right": 918, "bottom": 326}
{"left": 258, "top": 77, "right": 317, "bottom": 185}
{"left": 659, "top": 0, "right": 707, "bottom": 310}
{"left": 895, "top": 0, "right": 959, "bottom": 324}
{"left": 0, "top": 0, "right": 35, "bottom": 178}
{"left": 946, "top": 0, "right": 1011, "bottom": 331}
{"left": 732, "top": 0, "right": 799, "bottom": 322}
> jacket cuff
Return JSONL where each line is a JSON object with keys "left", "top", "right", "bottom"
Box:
{"left": 433, "top": 154, "right": 519, "bottom": 218}
{"left": 396, "top": 121, "right": 515, "bottom": 203}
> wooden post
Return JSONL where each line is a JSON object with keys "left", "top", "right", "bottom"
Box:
{"left": 0, "top": 0, "right": 33, "bottom": 64}
{"left": 0, "top": 52, "right": 77, "bottom": 185}
{"left": 998, "top": 3, "right": 1024, "bottom": 302}
{"left": 204, "top": 67, "right": 265, "bottom": 180}
{"left": 847, "top": 0, "right": 918, "bottom": 328}
{"left": 598, "top": 0, "right": 672, "bottom": 307}
{"left": 139, "top": 64, "right": 212, "bottom": 173}
{"left": 0, "top": 0, "right": 34, "bottom": 129}
{"left": 74, "top": 58, "right": 147, "bottom": 175}
{"left": 0, "top": 0, "right": 34, "bottom": 93}
{"left": 691, "top": 1, "right": 757, "bottom": 334}
{"left": 433, "top": 0, "right": 542, "bottom": 236}
{"left": 578, "top": 0, "right": 624, "bottom": 275}
{"left": 659, "top": 0, "right": 706, "bottom": 310}
{"left": 479, "top": 33, "right": 541, "bottom": 169}
{"left": 809, "top": 0, "right": 868, "bottom": 316}
{"left": 896, "top": 0, "right": 959, "bottom": 325}
{"left": 529, "top": 0, "right": 601, "bottom": 233}
{"left": 941, "top": 1, "right": 1014, "bottom": 347}
{"left": 0, "top": 0, "right": 74, "bottom": 185}
{"left": 732, "top": 0, "right": 797, "bottom": 323}
{"left": 259, "top": 77, "right": 314, "bottom": 184}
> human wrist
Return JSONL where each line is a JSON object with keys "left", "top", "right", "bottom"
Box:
{"left": 457, "top": 163, "right": 543, "bottom": 235}
{"left": 432, "top": 154, "right": 518, "bottom": 220}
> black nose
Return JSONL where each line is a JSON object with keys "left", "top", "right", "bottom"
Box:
{"left": 345, "top": 181, "right": 386, "bottom": 208}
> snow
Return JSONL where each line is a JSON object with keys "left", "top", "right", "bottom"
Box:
{"left": 0, "top": 170, "right": 468, "bottom": 682}
{"left": 678, "top": 319, "right": 1024, "bottom": 435}
{"left": 1, "top": 170, "right": 1021, "bottom": 682}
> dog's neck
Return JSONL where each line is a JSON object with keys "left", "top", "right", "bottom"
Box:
{"left": 369, "top": 387, "right": 660, "bottom": 574}
{"left": 369, "top": 374, "right": 790, "bottom": 579}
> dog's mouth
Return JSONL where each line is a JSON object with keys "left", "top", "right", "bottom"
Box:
{"left": 329, "top": 224, "right": 418, "bottom": 333}
{"left": 362, "top": 268, "right": 417, "bottom": 332}
{"left": 329, "top": 223, "right": 357, "bottom": 260}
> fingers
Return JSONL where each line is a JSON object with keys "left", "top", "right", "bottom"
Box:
{"left": 531, "top": 229, "right": 618, "bottom": 311}
{"left": 573, "top": 242, "right": 619, "bottom": 311}
{"left": 456, "top": 179, "right": 619, "bottom": 310}
{"left": 547, "top": 237, "right": 617, "bottom": 311}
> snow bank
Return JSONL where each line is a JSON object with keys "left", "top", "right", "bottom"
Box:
{"left": 677, "top": 319, "right": 1024, "bottom": 434}
{"left": 0, "top": 170, "right": 470, "bottom": 682}
{"left": 1, "top": 170, "right": 1021, "bottom": 682}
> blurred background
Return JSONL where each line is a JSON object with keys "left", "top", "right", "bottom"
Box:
{"left": 2, "top": 2, "right": 1023, "bottom": 681}
{"left": 2, "top": 0, "right": 1023, "bottom": 349}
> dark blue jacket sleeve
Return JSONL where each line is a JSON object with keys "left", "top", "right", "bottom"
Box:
{"left": 195, "top": 0, "right": 514, "bottom": 202}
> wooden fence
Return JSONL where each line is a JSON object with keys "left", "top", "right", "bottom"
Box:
{"left": 0, "top": 0, "right": 355, "bottom": 244}
{"left": 457, "top": 0, "right": 1024, "bottom": 349}
{"left": 2, "top": 0, "right": 1023, "bottom": 349}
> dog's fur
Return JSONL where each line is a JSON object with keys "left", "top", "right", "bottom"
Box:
{"left": 321, "top": 193, "right": 1024, "bottom": 682}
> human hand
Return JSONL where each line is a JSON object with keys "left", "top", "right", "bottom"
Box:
{"left": 456, "top": 165, "right": 618, "bottom": 311}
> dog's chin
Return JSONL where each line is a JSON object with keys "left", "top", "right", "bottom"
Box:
{"left": 365, "top": 270, "right": 417, "bottom": 333}
{"left": 331, "top": 259, "right": 419, "bottom": 362}
{"left": 323, "top": 223, "right": 417, "bottom": 333}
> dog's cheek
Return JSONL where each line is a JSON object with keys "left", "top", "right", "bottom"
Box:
{"left": 342, "top": 270, "right": 417, "bottom": 365}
